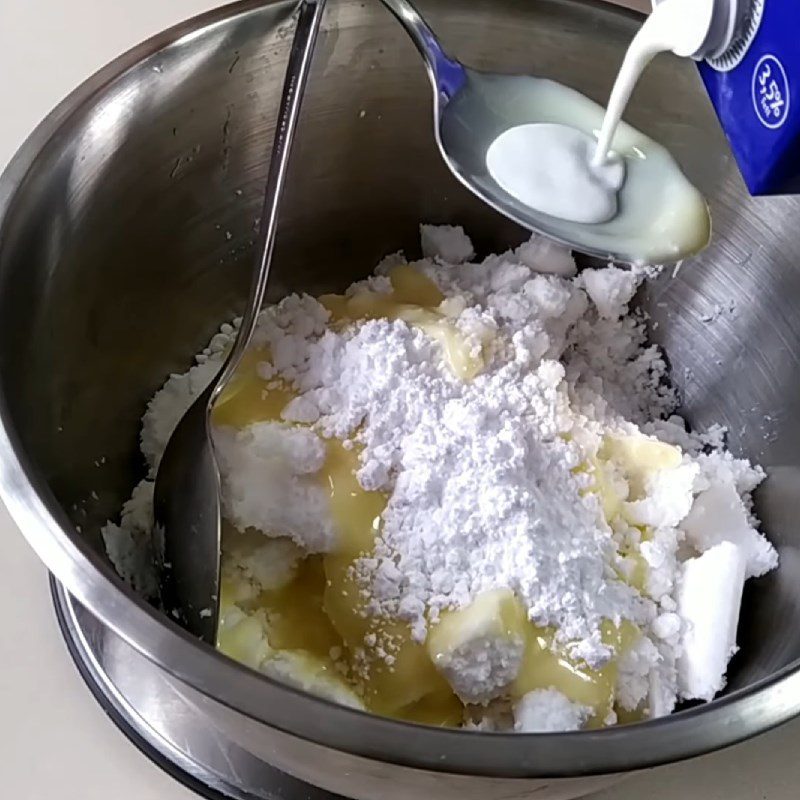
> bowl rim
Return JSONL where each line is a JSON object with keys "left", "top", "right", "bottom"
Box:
{"left": 1, "top": 0, "right": 799, "bottom": 779}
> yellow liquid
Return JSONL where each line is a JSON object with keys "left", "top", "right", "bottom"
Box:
{"left": 212, "top": 347, "right": 295, "bottom": 428}
{"left": 581, "top": 454, "right": 654, "bottom": 594}
{"left": 620, "top": 550, "right": 649, "bottom": 593}
{"left": 214, "top": 267, "right": 642, "bottom": 728}
{"left": 258, "top": 555, "right": 342, "bottom": 660}
{"left": 508, "top": 614, "right": 640, "bottom": 725}
{"left": 321, "top": 438, "right": 461, "bottom": 724}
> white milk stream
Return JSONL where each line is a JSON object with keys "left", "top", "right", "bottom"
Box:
{"left": 593, "top": 0, "right": 717, "bottom": 166}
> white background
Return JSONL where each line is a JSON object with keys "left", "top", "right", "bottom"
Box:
{"left": 0, "top": 1, "right": 797, "bottom": 799}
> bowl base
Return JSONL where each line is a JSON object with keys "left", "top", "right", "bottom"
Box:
{"left": 51, "top": 577, "right": 343, "bottom": 800}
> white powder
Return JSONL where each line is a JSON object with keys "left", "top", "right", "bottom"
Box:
{"left": 222, "top": 532, "right": 304, "bottom": 602}
{"left": 681, "top": 479, "right": 778, "bottom": 578}
{"left": 615, "top": 634, "right": 661, "bottom": 712}
{"left": 513, "top": 688, "right": 592, "bottom": 732}
{"left": 101, "top": 478, "right": 157, "bottom": 597}
{"left": 515, "top": 235, "right": 577, "bottom": 277}
{"left": 420, "top": 223, "right": 475, "bottom": 264}
{"left": 434, "top": 633, "right": 524, "bottom": 706}
{"left": 580, "top": 267, "right": 639, "bottom": 319}
{"left": 625, "top": 461, "right": 699, "bottom": 529}
{"left": 102, "top": 226, "right": 777, "bottom": 727}
{"left": 214, "top": 422, "right": 334, "bottom": 553}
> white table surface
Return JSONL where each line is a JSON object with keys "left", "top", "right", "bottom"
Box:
{"left": 0, "top": 2, "right": 798, "bottom": 799}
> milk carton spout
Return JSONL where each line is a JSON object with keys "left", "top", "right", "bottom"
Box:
{"left": 652, "top": 0, "right": 751, "bottom": 61}
{"left": 651, "top": 0, "right": 746, "bottom": 60}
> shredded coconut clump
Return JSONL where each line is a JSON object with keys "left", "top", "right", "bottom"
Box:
{"left": 101, "top": 226, "right": 778, "bottom": 730}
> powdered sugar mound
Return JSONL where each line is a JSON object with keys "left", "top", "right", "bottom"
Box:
{"left": 261, "top": 324, "right": 642, "bottom": 657}
{"left": 242, "top": 251, "right": 663, "bottom": 662}
{"left": 566, "top": 313, "right": 677, "bottom": 425}
{"left": 362, "top": 360, "right": 646, "bottom": 655}
{"left": 214, "top": 422, "right": 335, "bottom": 553}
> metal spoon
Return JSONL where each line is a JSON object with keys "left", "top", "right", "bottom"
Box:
{"left": 154, "top": 0, "right": 327, "bottom": 644}
{"left": 377, "top": 0, "right": 710, "bottom": 264}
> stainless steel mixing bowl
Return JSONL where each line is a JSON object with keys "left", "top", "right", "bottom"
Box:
{"left": 2, "top": 1, "right": 800, "bottom": 798}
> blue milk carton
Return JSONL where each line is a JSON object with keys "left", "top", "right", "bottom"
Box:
{"left": 694, "top": 0, "right": 800, "bottom": 194}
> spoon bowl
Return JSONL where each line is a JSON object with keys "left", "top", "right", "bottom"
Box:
{"left": 380, "top": 0, "right": 710, "bottom": 264}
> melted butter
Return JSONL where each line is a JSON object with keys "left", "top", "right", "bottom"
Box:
{"left": 212, "top": 347, "right": 295, "bottom": 429}
{"left": 615, "top": 704, "right": 648, "bottom": 725}
{"left": 362, "top": 620, "right": 460, "bottom": 720}
{"left": 388, "top": 263, "right": 446, "bottom": 306}
{"left": 513, "top": 625, "right": 615, "bottom": 718}
{"left": 612, "top": 545, "right": 649, "bottom": 593}
{"left": 216, "top": 583, "right": 272, "bottom": 670}
{"left": 323, "top": 439, "right": 386, "bottom": 555}
{"left": 396, "top": 687, "right": 464, "bottom": 728}
{"left": 623, "top": 551, "right": 649, "bottom": 593}
{"left": 603, "top": 618, "right": 640, "bottom": 653}
{"left": 586, "top": 457, "right": 627, "bottom": 522}
{"left": 400, "top": 307, "right": 484, "bottom": 381}
{"left": 320, "top": 265, "right": 484, "bottom": 381}
{"left": 217, "top": 611, "right": 272, "bottom": 670}
{"left": 513, "top": 618, "right": 640, "bottom": 725}
{"left": 600, "top": 436, "right": 681, "bottom": 500}
{"left": 579, "top": 454, "right": 651, "bottom": 595}
{"left": 321, "top": 437, "right": 460, "bottom": 724}
{"left": 258, "top": 556, "right": 343, "bottom": 660}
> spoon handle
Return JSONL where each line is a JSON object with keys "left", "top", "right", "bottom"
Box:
{"left": 378, "top": 0, "right": 466, "bottom": 101}
{"left": 214, "top": 0, "right": 327, "bottom": 396}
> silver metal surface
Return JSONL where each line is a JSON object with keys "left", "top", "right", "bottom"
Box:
{"left": 378, "top": 0, "right": 709, "bottom": 264}
{"left": 0, "top": 0, "right": 799, "bottom": 797}
{"left": 154, "top": 0, "right": 328, "bottom": 645}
